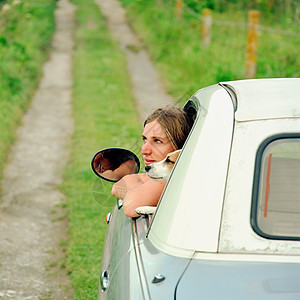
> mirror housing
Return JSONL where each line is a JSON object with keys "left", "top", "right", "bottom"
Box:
{"left": 91, "top": 148, "right": 140, "bottom": 182}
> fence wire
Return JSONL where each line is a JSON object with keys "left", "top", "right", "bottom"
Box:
{"left": 183, "top": 4, "right": 300, "bottom": 38}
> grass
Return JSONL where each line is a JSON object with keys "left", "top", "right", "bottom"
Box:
{"left": 118, "top": 0, "right": 300, "bottom": 101}
{"left": 63, "top": 0, "right": 140, "bottom": 298}
{"left": 0, "top": 0, "right": 56, "bottom": 184}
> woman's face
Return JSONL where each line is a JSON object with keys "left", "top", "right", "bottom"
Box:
{"left": 141, "top": 120, "right": 175, "bottom": 166}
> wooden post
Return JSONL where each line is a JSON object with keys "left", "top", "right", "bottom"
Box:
{"left": 245, "top": 10, "right": 260, "bottom": 79}
{"left": 202, "top": 9, "right": 212, "bottom": 47}
{"left": 176, "top": 0, "right": 183, "bottom": 19}
{"left": 267, "top": 0, "right": 274, "bottom": 11}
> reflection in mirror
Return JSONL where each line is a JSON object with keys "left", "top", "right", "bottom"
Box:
{"left": 91, "top": 148, "right": 140, "bottom": 182}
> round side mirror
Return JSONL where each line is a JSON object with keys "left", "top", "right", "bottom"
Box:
{"left": 91, "top": 148, "right": 140, "bottom": 182}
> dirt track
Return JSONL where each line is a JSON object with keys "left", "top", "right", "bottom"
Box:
{"left": 0, "top": 0, "right": 172, "bottom": 299}
{"left": 95, "top": 0, "right": 173, "bottom": 121}
{"left": 0, "top": 0, "right": 75, "bottom": 298}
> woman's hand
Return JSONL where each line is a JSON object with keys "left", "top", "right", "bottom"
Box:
{"left": 101, "top": 159, "right": 138, "bottom": 181}
{"left": 111, "top": 173, "right": 149, "bottom": 199}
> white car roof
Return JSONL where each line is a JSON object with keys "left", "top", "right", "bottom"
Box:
{"left": 223, "top": 78, "right": 300, "bottom": 121}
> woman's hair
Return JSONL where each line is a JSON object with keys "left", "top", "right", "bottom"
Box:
{"left": 144, "top": 105, "right": 194, "bottom": 150}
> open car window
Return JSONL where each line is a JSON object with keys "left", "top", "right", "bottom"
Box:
{"left": 252, "top": 135, "right": 300, "bottom": 240}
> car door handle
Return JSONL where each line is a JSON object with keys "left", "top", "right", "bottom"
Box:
{"left": 100, "top": 270, "right": 109, "bottom": 291}
{"left": 117, "top": 199, "right": 123, "bottom": 209}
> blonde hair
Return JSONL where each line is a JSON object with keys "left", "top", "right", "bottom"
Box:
{"left": 144, "top": 105, "right": 193, "bottom": 150}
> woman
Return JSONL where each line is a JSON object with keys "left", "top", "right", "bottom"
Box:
{"left": 112, "top": 105, "right": 193, "bottom": 217}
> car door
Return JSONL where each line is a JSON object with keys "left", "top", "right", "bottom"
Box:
{"left": 98, "top": 201, "right": 145, "bottom": 300}
{"left": 133, "top": 215, "right": 193, "bottom": 300}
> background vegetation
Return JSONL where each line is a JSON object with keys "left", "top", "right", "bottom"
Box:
{"left": 119, "top": 0, "right": 300, "bottom": 99}
{"left": 184, "top": 0, "right": 300, "bottom": 17}
{"left": 0, "top": 0, "right": 56, "bottom": 182}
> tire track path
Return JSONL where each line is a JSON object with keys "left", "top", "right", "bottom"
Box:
{"left": 0, "top": 0, "right": 75, "bottom": 298}
{"left": 95, "top": 0, "right": 173, "bottom": 121}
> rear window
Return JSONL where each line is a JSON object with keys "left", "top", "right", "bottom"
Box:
{"left": 252, "top": 135, "right": 300, "bottom": 240}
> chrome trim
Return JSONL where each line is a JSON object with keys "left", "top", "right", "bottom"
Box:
{"left": 100, "top": 270, "right": 109, "bottom": 291}
{"left": 117, "top": 199, "right": 123, "bottom": 209}
{"left": 152, "top": 274, "right": 166, "bottom": 284}
{"left": 132, "top": 219, "right": 151, "bottom": 300}
{"left": 219, "top": 83, "right": 237, "bottom": 111}
{"left": 105, "top": 212, "right": 112, "bottom": 224}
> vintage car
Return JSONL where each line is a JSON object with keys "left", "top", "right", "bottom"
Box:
{"left": 92, "top": 78, "right": 300, "bottom": 299}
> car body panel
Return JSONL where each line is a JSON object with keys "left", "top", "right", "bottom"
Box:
{"left": 223, "top": 78, "right": 300, "bottom": 121}
{"left": 219, "top": 118, "right": 300, "bottom": 255}
{"left": 99, "top": 208, "right": 191, "bottom": 299}
{"left": 98, "top": 205, "right": 145, "bottom": 300}
{"left": 176, "top": 258, "right": 300, "bottom": 299}
{"left": 148, "top": 85, "right": 235, "bottom": 255}
{"left": 134, "top": 217, "right": 192, "bottom": 300}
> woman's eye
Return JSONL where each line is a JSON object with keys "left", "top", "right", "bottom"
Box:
{"left": 154, "top": 139, "right": 162, "bottom": 143}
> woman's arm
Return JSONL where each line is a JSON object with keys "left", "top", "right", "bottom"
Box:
{"left": 111, "top": 173, "right": 166, "bottom": 217}
{"left": 122, "top": 179, "right": 166, "bottom": 217}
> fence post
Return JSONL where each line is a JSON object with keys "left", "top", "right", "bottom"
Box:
{"left": 245, "top": 10, "right": 260, "bottom": 79}
{"left": 267, "top": 0, "right": 274, "bottom": 11}
{"left": 202, "top": 9, "right": 212, "bottom": 47}
{"left": 176, "top": 0, "right": 183, "bottom": 19}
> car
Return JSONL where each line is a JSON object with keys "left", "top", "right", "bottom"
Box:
{"left": 92, "top": 78, "right": 300, "bottom": 300}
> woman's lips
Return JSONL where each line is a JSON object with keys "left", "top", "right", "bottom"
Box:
{"left": 144, "top": 159, "right": 156, "bottom": 166}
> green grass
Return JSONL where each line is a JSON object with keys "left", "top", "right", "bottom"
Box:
{"left": 0, "top": 0, "right": 56, "bottom": 184}
{"left": 118, "top": 0, "right": 300, "bottom": 101}
{"left": 63, "top": 0, "right": 140, "bottom": 298}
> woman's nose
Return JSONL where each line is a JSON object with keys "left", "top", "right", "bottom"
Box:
{"left": 141, "top": 141, "right": 151, "bottom": 155}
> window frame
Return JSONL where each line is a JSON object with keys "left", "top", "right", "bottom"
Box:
{"left": 251, "top": 133, "right": 300, "bottom": 241}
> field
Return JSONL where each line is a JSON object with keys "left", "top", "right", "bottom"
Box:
{"left": 119, "top": 0, "right": 300, "bottom": 100}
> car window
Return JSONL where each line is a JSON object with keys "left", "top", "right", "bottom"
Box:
{"left": 252, "top": 136, "right": 300, "bottom": 240}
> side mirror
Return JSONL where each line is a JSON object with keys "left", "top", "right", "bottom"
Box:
{"left": 91, "top": 148, "right": 140, "bottom": 182}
